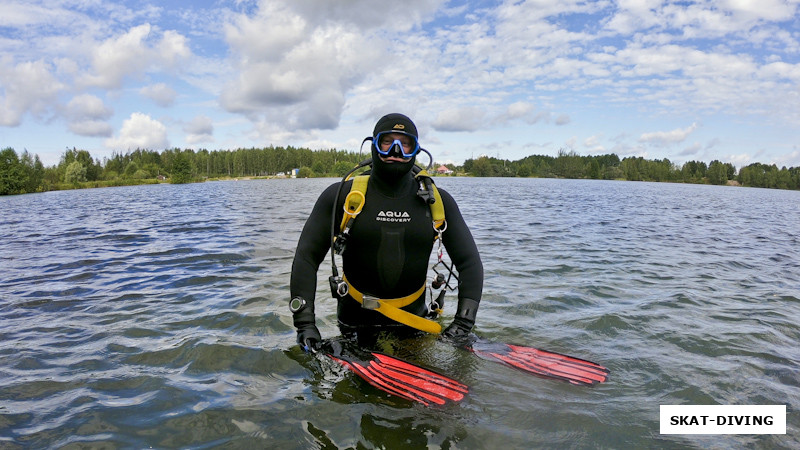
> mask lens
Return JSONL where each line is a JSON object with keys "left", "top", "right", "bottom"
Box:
{"left": 375, "top": 132, "right": 419, "bottom": 158}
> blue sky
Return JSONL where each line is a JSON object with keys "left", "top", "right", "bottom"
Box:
{"left": 1, "top": 0, "right": 799, "bottom": 169}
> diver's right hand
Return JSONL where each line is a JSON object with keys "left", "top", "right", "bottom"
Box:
{"left": 296, "top": 324, "right": 322, "bottom": 353}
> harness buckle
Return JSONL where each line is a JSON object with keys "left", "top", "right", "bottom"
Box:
{"left": 333, "top": 232, "right": 347, "bottom": 254}
{"left": 427, "top": 289, "right": 446, "bottom": 316}
{"left": 329, "top": 276, "right": 349, "bottom": 298}
{"left": 337, "top": 280, "right": 349, "bottom": 297}
{"left": 362, "top": 295, "right": 380, "bottom": 310}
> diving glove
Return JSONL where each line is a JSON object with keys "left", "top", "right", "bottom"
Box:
{"left": 296, "top": 324, "right": 321, "bottom": 353}
{"left": 291, "top": 298, "right": 321, "bottom": 352}
{"left": 443, "top": 298, "right": 479, "bottom": 339}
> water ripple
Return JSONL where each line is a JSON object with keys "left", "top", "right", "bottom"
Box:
{"left": 1, "top": 178, "right": 799, "bottom": 448}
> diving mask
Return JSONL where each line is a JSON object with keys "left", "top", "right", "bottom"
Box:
{"left": 374, "top": 131, "right": 420, "bottom": 158}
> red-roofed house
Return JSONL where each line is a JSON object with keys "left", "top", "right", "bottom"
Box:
{"left": 436, "top": 165, "right": 453, "bottom": 175}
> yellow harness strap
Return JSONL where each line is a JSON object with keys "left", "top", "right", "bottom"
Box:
{"left": 343, "top": 275, "right": 443, "bottom": 334}
{"left": 342, "top": 171, "right": 445, "bottom": 233}
{"left": 340, "top": 175, "right": 369, "bottom": 232}
{"left": 415, "top": 169, "right": 446, "bottom": 231}
{"left": 336, "top": 170, "right": 447, "bottom": 335}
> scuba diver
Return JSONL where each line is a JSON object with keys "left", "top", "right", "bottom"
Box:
{"left": 289, "top": 113, "right": 483, "bottom": 351}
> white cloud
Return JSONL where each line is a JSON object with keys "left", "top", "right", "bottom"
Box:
{"left": 555, "top": 114, "right": 571, "bottom": 126}
{"left": 0, "top": 59, "right": 64, "bottom": 126}
{"left": 184, "top": 115, "right": 214, "bottom": 145}
{"left": 605, "top": 0, "right": 663, "bottom": 34}
{"left": 584, "top": 134, "right": 603, "bottom": 148}
{"left": 66, "top": 94, "right": 112, "bottom": 119}
{"left": 727, "top": 153, "right": 752, "bottom": 167}
{"left": 639, "top": 122, "right": 699, "bottom": 145}
{"left": 68, "top": 120, "right": 113, "bottom": 137}
{"left": 721, "top": 0, "right": 798, "bottom": 21}
{"left": 493, "top": 102, "right": 553, "bottom": 126}
{"left": 678, "top": 142, "right": 703, "bottom": 157}
{"left": 80, "top": 25, "right": 152, "bottom": 89}
{"left": 140, "top": 83, "right": 177, "bottom": 107}
{"left": 584, "top": 133, "right": 608, "bottom": 153}
{"left": 105, "top": 112, "right": 168, "bottom": 150}
{"left": 65, "top": 94, "right": 114, "bottom": 137}
{"left": 506, "top": 101, "right": 534, "bottom": 119}
{"left": 220, "top": 2, "right": 381, "bottom": 132}
{"left": 81, "top": 24, "right": 191, "bottom": 90}
{"left": 605, "top": 0, "right": 800, "bottom": 37}
{"left": 772, "top": 149, "right": 800, "bottom": 167}
{"left": 431, "top": 107, "right": 486, "bottom": 132}
{"left": 157, "top": 30, "right": 191, "bottom": 65}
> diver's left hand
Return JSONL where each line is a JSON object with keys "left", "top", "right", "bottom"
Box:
{"left": 442, "top": 317, "right": 473, "bottom": 339}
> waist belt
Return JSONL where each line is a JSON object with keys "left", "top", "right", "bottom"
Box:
{"left": 343, "top": 275, "right": 442, "bottom": 334}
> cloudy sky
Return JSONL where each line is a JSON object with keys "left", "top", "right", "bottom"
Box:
{"left": 2, "top": 0, "right": 799, "bottom": 168}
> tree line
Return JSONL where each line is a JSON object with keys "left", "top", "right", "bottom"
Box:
{"left": 2, "top": 146, "right": 799, "bottom": 196}
{"left": 463, "top": 150, "right": 800, "bottom": 190}
{"left": 0, "top": 146, "right": 367, "bottom": 195}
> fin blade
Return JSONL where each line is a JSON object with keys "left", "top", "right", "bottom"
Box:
{"left": 471, "top": 340, "right": 609, "bottom": 385}
{"left": 507, "top": 344, "right": 609, "bottom": 372}
{"left": 330, "top": 355, "right": 430, "bottom": 404}
{"left": 371, "top": 353, "right": 468, "bottom": 401}
{"left": 501, "top": 346, "right": 609, "bottom": 383}
{"left": 372, "top": 353, "right": 469, "bottom": 395}
{"left": 483, "top": 351, "right": 607, "bottom": 385}
{"left": 328, "top": 352, "right": 467, "bottom": 406}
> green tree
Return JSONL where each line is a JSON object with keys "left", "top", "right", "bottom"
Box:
{"left": 472, "top": 157, "right": 493, "bottom": 177}
{"left": 603, "top": 165, "right": 624, "bottom": 180}
{"left": 552, "top": 149, "right": 584, "bottom": 178}
{"left": 587, "top": 159, "right": 601, "bottom": 179}
{"left": 645, "top": 158, "right": 675, "bottom": 182}
{"left": 738, "top": 163, "right": 774, "bottom": 188}
{"left": 707, "top": 160, "right": 729, "bottom": 185}
{"left": 516, "top": 163, "right": 531, "bottom": 177}
{"left": 59, "top": 148, "right": 100, "bottom": 181}
{"left": 170, "top": 152, "right": 192, "bottom": 184}
{"left": 312, "top": 161, "right": 327, "bottom": 176}
{"left": 0, "top": 148, "right": 24, "bottom": 195}
{"left": 297, "top": 166, "right": 313, "bottom": 178}
{"left": 621, "top": 157, "right": 643, "bottom": 181}
{"left": 64, "top": 161, "right": 87, "bottom": 184}
{"left": 776, "top": 167, "right": 792, "bottom": 190}
{"left": 133, "top": 168, "right": 151, "bottom": 179}
{"left": 333, "top": 161, "right": 355, "bottom": 177}
{"left": 19, "top": 150, "right": 44, "bottom": 193}
{"left": 124, "top": 162, "right": 140, "bottom": 178}
{"left": 596, "top": 153, "right": 621, "bottom": 168}
{"left": 681, "top": 161, "right": 708, "bottom": 183}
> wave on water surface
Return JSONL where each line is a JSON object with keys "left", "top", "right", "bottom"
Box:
{"left": 1, "top": 178, "right": 798, "bottom": 448}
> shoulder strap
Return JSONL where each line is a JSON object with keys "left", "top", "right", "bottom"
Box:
{"left": 340, "top": 175, "right": 369, "bottom": 232}
{"left": 415, "top": 169, "right": 446, "bottom": 231}
{"left": 339, "top": 172, "right": 446, "bottom": 233}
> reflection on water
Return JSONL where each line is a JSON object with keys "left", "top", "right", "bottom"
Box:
{"left": 1, "top": 178, "right": 798, "bottom": 448}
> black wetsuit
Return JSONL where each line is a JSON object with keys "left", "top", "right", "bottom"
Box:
{"left": 290, "top": 171, "right": 483, "bottom": 333}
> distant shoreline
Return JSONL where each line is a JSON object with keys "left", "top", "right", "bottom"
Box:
{"left": 2, "top": 146, "right": 797, "bottom": 196}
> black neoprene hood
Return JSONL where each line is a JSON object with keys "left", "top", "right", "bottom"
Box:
{"left": 370, "top": 113, "right": 419, "bottom": 184}
{"left": 372, "top": 113, "right": 418, "bottom": 138}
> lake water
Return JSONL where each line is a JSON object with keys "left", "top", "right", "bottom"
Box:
{"left": 1, "top": 178, "right": 798, "bottom": 448}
